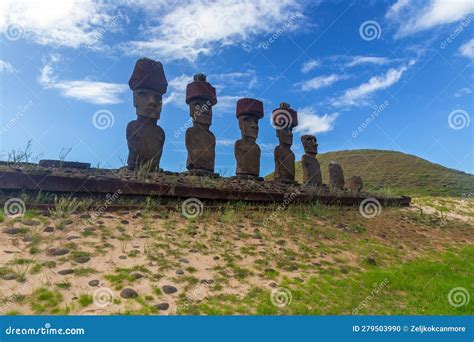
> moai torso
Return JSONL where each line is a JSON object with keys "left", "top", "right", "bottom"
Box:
{"left": 185, "top": 124, "right": 215, "bottom": 172}
{"left": 126, "top": 118, "right": 165, "bottom": 169}
{"left": 329, "top": 162, "right": 345, "bottom": 190}
{"left": 235, "top": 139, "right": 261, "bottom": 176}
{"left": 301, "top": 134, "right": 322, "bottom": 187}
{"left": 274, "top": 145, "right": 295, "bottom": 182}
{"left": 302, "top": 154, "right": 322, "bottom": 186}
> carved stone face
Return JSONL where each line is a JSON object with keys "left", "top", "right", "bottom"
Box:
{"left": 302, "top": 135, "right": 318, "bottom": 155}
{"left": 239, "top": 115, "right": 259, "bottom": 139}
{"left": 190, "top": 99, "right": 212, "bottom": 126}
{"left": 133, "top": 89, "right": 163, "bottom": 119}
{"left": 277, "top": 128, "right": 293, "bottom": 146}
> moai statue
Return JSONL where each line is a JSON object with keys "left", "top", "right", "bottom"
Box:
{"left": 329, "top": 161, "right": 345, "bottom": 190}
{"left": 184, "top": 74, "right": 218, "bottom": 176}
{"left": 126, "top": 58, "right": 168, "bottom": 171}
{"left": 348, "top": 175, "right": 363, "bottom": 193}
{"left": 272, "top": 102, "right": 298, "bottom": 184}
{"left": 301, "top": 135, "right": 322, "bottom": 187}
{"left": 234, "top": 98, "right": 264, "bottom": 180}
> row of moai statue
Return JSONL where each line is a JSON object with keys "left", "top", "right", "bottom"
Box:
{"left": 126, "top": 58, "right": 360, "bottom": 190}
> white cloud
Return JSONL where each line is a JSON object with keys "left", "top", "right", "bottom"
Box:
{"left": 454, "top": 87, "right": 472, "bottom": 98}
{"left": 459, "top": 38, "right": 474, "bottom": 60}
{"left": 387, "top": 0, "right": 474, "bottom": 37}
{"left": 297, "top": 74, "right": 345, "bottom": 91}
{"left": 38, "top": 55, "right": 127, "bottom": 105}
{"left": 301, "top": 59, "right": 319, "bottom": 73}
{"left": 216, "top": 138, "right": 234, "bottom": 146}
{"left": 0, "top": 60, "right": 14, "bottom": 73}
{"left": 386, "top": 0, "right": 412, "bottom": 19}
{"left": 332, "top": 61, "right": 414, "bottom": 107}
{"left": 294, "top": 106, "right": 339, "bottom": 135}
{"left": 124, "top": 0, "right": 303, "bottom": 61}
{"left": 347, "top": 56, "right": 389, "bottom": 67}
{"left": 0, "top": 0, "right": 122, "bottom": 48}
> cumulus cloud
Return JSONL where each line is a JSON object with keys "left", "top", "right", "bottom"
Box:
{"left": 38, "top": 55, "right": 128, "bottom": 105}
{"left": 301, "top": 59, "right": 319, "bottom": 73}
{"left": 386, "top": 0, "right": 474, "bottom": 38}
{"left": 294, "top": 106, "right": 339, "bottom": 135}
{"left": 0, "top": 0, "right": 123, "bottom": 48}
{"left": 124, "top": 0, "right": 303, "bottom": 61}
{"left": 0, "top": 60, "right": 14, "bottom": 73}
{"left": 297, "top": 74, "right": 345, "bottom": 91}
{"left": 459, "top": 38, "right": 474, "bottom": 60}
{"left": 331, "top": 60, "right": 415, "bottom": 107}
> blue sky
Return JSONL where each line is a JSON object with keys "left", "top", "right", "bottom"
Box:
{"left": 0, "top": 0, "right": 473, "bottom": 176}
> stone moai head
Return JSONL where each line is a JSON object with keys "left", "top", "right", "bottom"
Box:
{"left": 236, "top": 98, "right": 264, "bottom": 142}
{"left": 129, "top": 58, "right": 168, "bottom": 119}
{"left": 185, "top": 73, "right": 217, "bottom": 127}
{"left": 301, "top": 134, "right": 318, "bottom": 155}
{"left": 272, "top": 102, "right": 298, "bottom": 147}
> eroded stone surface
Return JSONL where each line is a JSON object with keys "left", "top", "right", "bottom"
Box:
{"left": 301, "top": 135, "right": 322, "bottom": 187}
{"left": 329, "top": 161, "right": 345, "bottom": 190}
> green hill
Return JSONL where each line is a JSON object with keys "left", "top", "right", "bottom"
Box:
{"left": 266, "top": 149, "right": 474, "bottom": 197}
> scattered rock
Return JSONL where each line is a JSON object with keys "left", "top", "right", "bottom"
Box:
{"left": 175, "top": 270, "right": 184, "bottom": 275}
{"left": 3, "top": 228, "right": 27, "bottom": 235}
{"left": 67, "top": 236, "right": 81, "bottom": 241}
{"left": 189, "top": 249, "right": 198, "bottom": 253}
{"left": 88, "top": 279, "right": 100, "bottom": 287}
{"left": 23, "top": 220, "right": 40, "bottom": 226}
{"left": 200, "top": 279, "right": 214, "bottom": 285}
{"left": 47, "top": 248, "right": 70, "bottom": 256}
{"left": 119, "top": 255, "right": 127, "bottom": 260}
{"left": 58, "top": 269, "right": 74, "bottom": 275}
{"left": 120, "top": 288, "right": 138, "bottom": 299}
{"left": 120, "top": 220, "right": 129, "bottom": 225}
{"left": 43, "top": 226, "right": 54, "bottom": 233}
{"left": 1, "top": 273, "right": 16, "bottom": 280}
{"left": 179, "top": 258, "right": 189, "bottom": 264}
{"left": 74, "top": 256, "right": 91, "bottom": 264}
{"left": 276, "top": 239, "right": 286, "bottom": 246}
{"left": 162, "top": 285, "right": 178, "bottom": 294}
{"left": 155, "top": 302, "right": 169, "bottom": 311}
{"left": 213, "top": 256, "right": 220, "bottom": 260}
{"left": 366, "top": 256, "right": 377, "bottom": 265}
{"left": 269, "top": 282, "right": 278, "bottom": 288}
{"left": 22, "top": 236, "right": 33, "bottom": 242}
{"left": 61, "top": 219, "right": 74, "bottom": 226}
{"left": 131, "top": 272, "right": 143, "bottom": 280}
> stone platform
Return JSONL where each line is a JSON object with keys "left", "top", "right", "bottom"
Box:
{"left": 0, "top": 163, "right": 411, "bottom": 207}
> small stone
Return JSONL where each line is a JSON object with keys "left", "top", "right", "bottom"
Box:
{"left": 276, "top": 239, "right": 286, "bottom": 246}
{"left": 179, "top": 258, "right": 189, "bottom": 264}
{"left": 74, "top": 256, "right": 91, "bottom": 264}
{"left": 48, "top": 248, "right": 70, "bottom": 256}
{"left": 3, "top": 228, "right": 26, "bottom": 235}
{"left": 155, "top": 302, "right": 169, "bottom": 311}
{"left": 61, "top": 219, "right": 74, "bottom": 226}
{"left": 120, "top": 288, "right": 138, "bottom": 299}
{"left": 43, "top": 226, "right": 54, "bottom": 233}
{"left": 200, "top": 279, "right": 214, "bottom": 285}
{"left": 131, "top": 272, "right": 143, "bottom": 280}
{"left": 88, "top": 279, "right": 100, "bottom": 287}
{"left": 58, "top": 269, "right": 74, "bottom": 275}
{"left": 213, "top": 256, "right": 220, "bottom": 260}
{"left": 120, "top": 220, "right": 129, "bottom": 225}
{"left": 119, "top": 255, "right": 127, "bottom": 259}
{"left": 23, "top": 220, "right": 40, "bottom": 226}
{"left": 175, "top": 270, "right": 184, "bottom": 275}
{"left": 162, "top": 285, "right": 177, "bottom": 294}
{"left": 269, "top": 282, "right": 278, "bottom": 288}
{"left": 67, "top": 236, "right": 81, "bottom": 241}
{"left": 189, "top": 249, "right": 198, "bottom": 253}
{"left": 1, "top": 273, "right": 16, "bottom": 280}
{"left": 22, "top": 236, "right": 33, "bottom": 242}
{"left": 366, "top": 257, "right": 377, "bottom": 265}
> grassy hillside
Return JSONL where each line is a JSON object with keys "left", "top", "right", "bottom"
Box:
{"left": 267, "top": 149, "right": 474, "bottom": 197}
